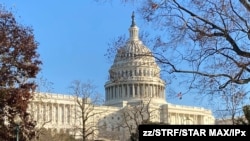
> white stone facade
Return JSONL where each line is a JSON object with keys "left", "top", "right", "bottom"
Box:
{"left": 29, "top": 13, "right": 215, "bottom": 140}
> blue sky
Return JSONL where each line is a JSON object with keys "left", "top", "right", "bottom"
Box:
{"left": 1, "top": 0, "right": 213, "bottom": 109}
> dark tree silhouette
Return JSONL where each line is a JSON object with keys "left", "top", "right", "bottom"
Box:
{"left": 242, "top": 105, "right": 250, "bottom": 124}
{"left": 0, "top": 5, "right": 42, "bottom": 141}
{"left": 240, "top": 0, "right": 250, "bottom": 11}
{"left": 236, "top": 105, "right": 250, "bottom": 125}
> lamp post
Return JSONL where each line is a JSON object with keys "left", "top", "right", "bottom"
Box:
{"left": 14, "top": 115, "right": 22, "bottom": 141}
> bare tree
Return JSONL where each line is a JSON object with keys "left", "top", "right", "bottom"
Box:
{"left": 102, "top": 0, "right": 250, "bottom": 97}
{"left": 116, "top": 98, "right": 160, "bottom": 141}
{"left": 69, "top": 80, "right": 105, "bottom": 141}
{"left": 35, "top": 76, "right": 54, "bottom": 93}
{"left": 214, "top": 84, "right": 249, "bottom": 124}
{"left": 229, "top": 104, "right": 250, "bottom": 125}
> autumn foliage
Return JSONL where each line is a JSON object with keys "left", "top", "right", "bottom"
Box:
{"left": 0, "top": 6, "right": 41, "bottom": 140}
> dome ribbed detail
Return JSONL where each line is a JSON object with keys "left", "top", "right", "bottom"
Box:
{"left": 104, "top": 13, "right": 167, "bottom": 106}
{"left": 114, "top": 40, "right": 153, "bottom": 63}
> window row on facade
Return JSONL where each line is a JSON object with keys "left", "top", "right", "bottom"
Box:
{"left": 105, "top": 84, "right": 165, "bottom": 101}
{"left": 110, "top": 68, "right": 160, "bottom": 80}
{"left": 114, "top": 61, "right": 155, "bottom": 68}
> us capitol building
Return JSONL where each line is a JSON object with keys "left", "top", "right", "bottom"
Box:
{"left": 29, "top": 13, "right": 215, "bottom": 140}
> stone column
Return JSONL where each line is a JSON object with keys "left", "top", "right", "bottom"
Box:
{"left": 119, "top": 85, "right": 122, "bottom": 98}
{"left": 122, "top": 84, "right": 125, "bottom": 98}
{"left": 132, "top": 84, "right": 135, "bottom": 97}
{"left": 155, "top": 85, "right": 157, "bottom": 97}
{"left": 163, "top": 86, "right": 165, "bottom": 99}
{"left": 152, "top": 85, "right": 155, "bottom": 97}
{"left": 66, "top": 105, "right": 69, "bottom": 124}
{"left": 105, "top": 88, "right": 107, "bottom": 101}
{"left": 127, "top": 84, "right": 129, "bottom": 98}
{"left": 110, "top": 86, "right": 112, "bottom": 100}
{"left": 149, "top": 84, "right": 152, "bottom": 97}
{"left": 69, "top": 105, "right": 71, "bottom": 124}
{"left": 137, "top": 84, "right": 141, "bottom": 97}
{"left": 135, "top": 84, "right": 137, "bottom": 97}
{"left": 106, "top": 88, "right": 108, "bottom": 101}
{"left": 110, "top": 87, "right": 112, "bottom": 100}
{"left": 116, "top": 85, "right": 118, "bottom": 99}
{"left": 117, "top": 85, "right": 120, "bottom": 98}
{"left": 51, "top": 104, "right": 54, "bottom": 123}
{"left": 71, "top": 104, "right": 74, "bottom": 124}
{"left": 158, "top": 85, "right": 160, "bottom": 98}
{"left": 155, "top": 85, "right": 158, "bottom": 98}
{"left": 64, "top": 105, "right": 67, "bottom": 124}
{"left": 68, "top": 104, "right": 72, "bottom": 125}
{"left": 49, "top": 103, "right": 52, "bottom": 122}
{"left": 153, "top": 85, "right": 156, "bottom": 98}
{"left": 108, "top": 87, "right": 110, "bottom": 100}
{"left": 161, "top": 86, "right": 163, "bottom": 98}
{"left": 61, "top": 104, "right": 64, "bottom": 124}
{"left": 113, "top": 86, "right": 116, "bottom": 99}
{"left": 110, "top": 86, "right": 113, "bottom": 99}
{"left": 115, "top": 86, "right": 117, "bottom": 99}
{"left": 162, "top": 86, "right": 164, "bottom": 98}
{"left": 54, "top": 104, "right": 56, "bottom": 123}
{"left": 113, "top": 86, "right": 115, "bottom": 99}
{"left": 63, "top": 104, "right": 66, "bottom": 124}
{"left": 46, "top": 103, "right": 49, "bottom": 122}
{"left": 150, "top": 84, "right": 152, "bottom": 97}
{"left": 108, "top": 87, "right": 111, "bottom": 100}
{"left": 142, "top": 84, "right": 145, "bottom": 97}
{"left": 57, "top": 103, "right": 59, "bottom": 124}
{"left": 43, "top": 103, "right": 46, "bottom": 122}
{"left": 153, "top": 85, "right": 155, "bottom": 97}
{"left": 58, "top": 104, "right": 60, "bottom": 124}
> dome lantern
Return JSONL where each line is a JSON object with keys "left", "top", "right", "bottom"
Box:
{"left": 129, "top": 11, "right": 139, "bottom": 41}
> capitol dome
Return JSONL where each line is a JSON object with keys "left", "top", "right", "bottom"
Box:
{"left": 105, "top": 12, "right": 167, "bottom": 106}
